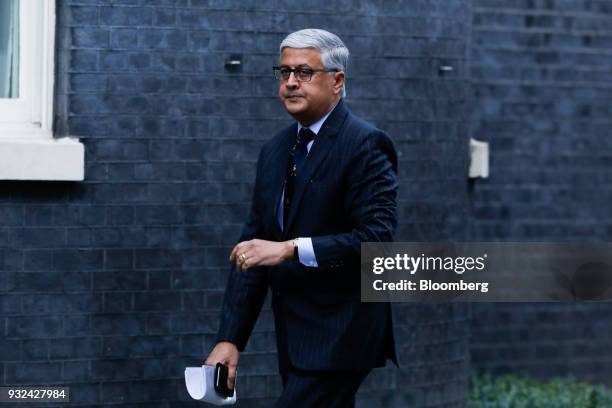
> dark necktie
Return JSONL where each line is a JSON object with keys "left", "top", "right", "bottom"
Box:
{"left": 283, "top": 127, "right": 315, "bottom": 226}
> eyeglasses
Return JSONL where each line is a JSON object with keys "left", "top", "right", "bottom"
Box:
{"left": 273, "top": 66, "right": 338, "bottom": 82}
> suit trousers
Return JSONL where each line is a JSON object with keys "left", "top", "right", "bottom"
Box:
{"left": 275, "top": 364, "right": 371, "bottom": 408}
{"left": 273, "top": 295, "right": 371, "bottom": 408}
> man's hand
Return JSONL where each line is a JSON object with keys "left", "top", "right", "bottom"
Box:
{"left": 229, "top": 239, "right": 294, "bottom": 272}
{"left": 205, "top": 341, "right": 239, "bottom": 390}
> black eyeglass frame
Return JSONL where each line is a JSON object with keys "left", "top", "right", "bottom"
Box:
{"left": 272, "top": 66, "right": 339, "bottom": 82}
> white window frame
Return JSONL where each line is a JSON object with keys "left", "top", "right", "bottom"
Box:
{"left": 0, "top": 0, "right": 84, "bottom": 181}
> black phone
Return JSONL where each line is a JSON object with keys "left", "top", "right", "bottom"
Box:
{"left": 214, "top": 362, "right": 235, "bottom": 398}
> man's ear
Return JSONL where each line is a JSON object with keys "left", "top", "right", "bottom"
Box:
{"left": 332, "top": 71, "right": 345, "bottom": 95}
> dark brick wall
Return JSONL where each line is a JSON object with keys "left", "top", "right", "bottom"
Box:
{"left": 470, "top": 0, "right": 612, "bottom": 384}
{"left": 1, "top": 0, "right": 473, "bottom": 407}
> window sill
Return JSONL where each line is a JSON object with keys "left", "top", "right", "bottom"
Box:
{"left": 0, "top": 137, "right": 84, "bottom": 181}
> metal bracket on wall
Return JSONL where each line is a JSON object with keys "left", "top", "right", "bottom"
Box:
{"left": 439, "top": 65, "right": 454, "bottom": 76}
{"left": 225, "top": 55, "right": 242, "bottom": 72}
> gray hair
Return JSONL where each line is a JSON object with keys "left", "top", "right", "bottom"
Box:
{"left": 280, "top": 29, "right": 349, "bottom": 97}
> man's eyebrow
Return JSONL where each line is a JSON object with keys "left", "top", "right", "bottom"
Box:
{"left": 279, "top": 64, "right": 314, "bottom": 69}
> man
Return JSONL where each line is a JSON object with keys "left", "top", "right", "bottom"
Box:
{"left": 206, "top": 28, "right": 399, "bottom": 407}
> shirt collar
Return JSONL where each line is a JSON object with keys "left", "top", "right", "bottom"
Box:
{"left": 297, "top": 100, "right": 340, "bottom": 136}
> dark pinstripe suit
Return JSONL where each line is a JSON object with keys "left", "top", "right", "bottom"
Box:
{"left": 217, "top": 100, "right": 399, "bottom": 405}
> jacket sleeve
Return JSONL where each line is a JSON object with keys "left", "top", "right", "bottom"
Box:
{"left": 216, "top": 149, "right": 270, "bottom": 351}
{"left": 311, "top": 130, "right": 398, "bottom": 269}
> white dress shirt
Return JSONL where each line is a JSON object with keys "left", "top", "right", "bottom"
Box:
{"left": 277, "top": 103, "right": 338, "bottom": 267}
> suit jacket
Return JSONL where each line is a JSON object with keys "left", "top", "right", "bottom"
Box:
{"left": 217, "top": 99, "right": 400, "bottom": 371}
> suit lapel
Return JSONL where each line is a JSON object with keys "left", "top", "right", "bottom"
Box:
{"left": 268, "top": 124, "right": 296, "bottom": 239}
{"left": 283, "top": 100, "right": 349, "bottom": 235}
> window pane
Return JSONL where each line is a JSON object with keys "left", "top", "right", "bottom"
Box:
{"left": 0, "top": 0, "right": 19, "bottom": 98}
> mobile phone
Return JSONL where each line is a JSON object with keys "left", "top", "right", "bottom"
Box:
{"left": 214, "top": 362, "right": 235, "bottom": 398}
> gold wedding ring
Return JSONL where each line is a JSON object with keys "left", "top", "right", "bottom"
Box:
{"left": 239, "top": 253, "right": 246, "bottom": 263}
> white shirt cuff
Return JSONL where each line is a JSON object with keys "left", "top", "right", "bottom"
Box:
{"left": 296, "top": 237, "right": 318, "bottom": 267}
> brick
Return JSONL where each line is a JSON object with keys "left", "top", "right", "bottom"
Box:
{"left": 134, "top": 163, "right": 186, "bottom": 181}
{"left": 153, "top": 8, "right": 176, "bottom": 26}
{"left": 15, "top": 272, "right": 63, "bottom": 292}
{"left": 63, "top": 271, "right": 92, "bottom": 291}
{"left": 138, "top": 29, "right": 187, "bottom": 50}
{"left": 62, "top": 361, "right": 90, "bottom": 381}
{"left": 142, "top": 313, "right": 171, "bottom": 335}
{"left": 0, "top": 206, "right": 23, "bottom": 225}
{"left": 99, "top": 50, "right": 129, "bottom": 70}
{"left": 69, "top": 94, "right": 109, "bottom": 114}
{"left": 66, "top": 228, "right": 93, "bottom": 247}
{"left": 134, "top": 292, "right": 181, "bottom": 311}
{"left": 69, "top": 383, "right": 100, "bottom": 405}
{"left": 174, "top": 139, "right": 221, "bottom": 161}
{"left": 49, "top": 293, "right": 103, "bottom": 313}
{"left": 103, "top": 292, "right": 133, "bottom": 312}
{"left": 77, "top": 205, "right": 107, "bottom": 225}
{"left": 110, "top": 28, "right": 138, "bottom": 48}
{"left": 92, "top": 359, "right": 141, "bottom": 380}
{"left": 182, "top": 291, "right": 204, "bottom": 310}
{"left": 134, "top": 249, "right": 182, "bottom": 269}
{"left": 144, "top": 226, "right": 171, "bottom": 247}
{"left": 5, "top": 363, "right": 62, "bottom": 384}
{"left": 0, "top": 340, "right": 22, "bottom": 361}
{"left": 71, "top": 27, "right": 110, "bottom": 48}
{"left": 24, "top": 250, "right": 53, "bottom": 271}
{"left": 94, "top": 185, "right": 148, "bottom": 203}
{"left": 22, "top": 295, "right": 50, "bottom": 314}
{"left": 91, "top": 314, "right": 146, "bottom": 335}
{"left": 107, "top": 163, "right": 134, "bottom": 179}
{"left": 7, "top": 316, "right": 64, "bottom": 337}
{"left": 131, "top": 336, "right": 180, "bottom": 357}
{"left": 0, "top": 295, "right": 20, "bottom": 314}
{"left": 94, "top": 139, "right": 148, "bottom": 160}
{"left": 187, "top": 30, "right": 210, "bottom": 50}
{"left": 62, "top": 315, "right": 90, "bottom": 337}
{"left": 148, "top": 270, "right": 171, "bottom": 290}
{"left": 93, "top": 271, "right": 146, "bottom": 291}
{"left": 107, "top": 206, "right": 134, "bottom": 225}
{"left": 50, "top": 338, "right": 101, "bottom": 358}
{"left": 102, "top": 336, "right": 130, "bottom": 358}
{"left": 70, "top": 73, "right": 108, "bottom": 91}
{"left": 67, "top": 6, "right": 100, "bottom": 25}
{"left": 22, "top": 339, "right": 49, "bottom": 360}
{"left": 105, "top": 249, "right": 133, "bottom": 269}
{"left": 171, "top": 312, "right": 216, "bottom": 334}
{"left": 53, "top": 249, "right": 104, "bottom": 271}
{"left": 100, "top": 6, "right": 152, "bottom": 26}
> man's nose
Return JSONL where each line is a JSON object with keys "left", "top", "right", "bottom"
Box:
{"left": 286, "top": 72, "right": 299, "bottom": 87}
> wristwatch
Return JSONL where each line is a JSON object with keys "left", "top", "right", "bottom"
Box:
{"left": 292, "top": 238, "right": 299, "bottom": 261}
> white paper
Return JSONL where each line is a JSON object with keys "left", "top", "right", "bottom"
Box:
{"left": 185, "top": 365, "right": 237, "bottom": 405}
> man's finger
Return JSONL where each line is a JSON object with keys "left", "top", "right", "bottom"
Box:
{"left": 237, "top": 254, "right": 246, "bottom": 272}
{"left": 243, "top": 252, "right": 260, "bottom": 271}
{"left": 229, "top": 242, "right": 244, "bottom": 261}
{"left": 227, "top": 365, "right": 237, "bottom": 390}
{"left": 205, "top": 355, "right": 220, "bottom": 367}
{"left": 229, "top": 244, "right": 238, "bottom": 261}
{"left": 235, "top": 250, "right": 250, "bottom": 272}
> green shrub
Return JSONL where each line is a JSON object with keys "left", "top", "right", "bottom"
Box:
{"left": 469, "top": 372, "right": 612, "bottom": 408}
